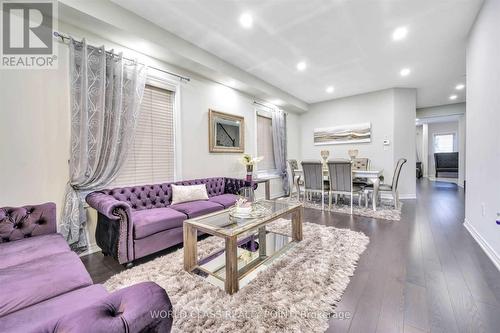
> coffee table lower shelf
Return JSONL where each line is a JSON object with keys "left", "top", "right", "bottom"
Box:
{"left": 183, "top": 202, "right": 303, "bottom": 294}
{"left": 190, "top": 230, "right": 296, "bottom": 292}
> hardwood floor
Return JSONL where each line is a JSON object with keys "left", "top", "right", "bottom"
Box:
{"left": 81, "top": 179, "right": 500, "bottom": 333}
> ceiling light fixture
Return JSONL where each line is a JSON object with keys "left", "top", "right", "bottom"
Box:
{"left": 296, "top": 61, "right": 307, "bottom": 71}
{"left": 239, "top": 13, "right": 253, "bottom": 29}
{"left": 455, "top": 84, "right": 465, "bottom": 90}
{"left": 392, "top": 26, "right": 408, "bottom": 41}
{"left": 326, "top": 86, "right": 334, "bottom": 93}
{"left": 400, "top": 68, "right": 411, "bottom": 76}
{"left": 449, "top": 95, "right": 458, "bottom": 100}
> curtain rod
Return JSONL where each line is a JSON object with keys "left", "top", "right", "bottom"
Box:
{"left": 53, "top": 31, "right": 190, "bottom": 82}
{"left": 253, "top": 101, "right": 288, "bottom": 115}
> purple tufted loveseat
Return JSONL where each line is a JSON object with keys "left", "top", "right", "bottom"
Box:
{"left": 0, "top": 203, "right": 173, "bottom": 333}
{"left": 86, "top": 177, "right": 253, "bottom": 266}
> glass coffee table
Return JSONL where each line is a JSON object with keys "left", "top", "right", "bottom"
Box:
{"left": 183, "top": 200, "right": 303, "bottom": 294}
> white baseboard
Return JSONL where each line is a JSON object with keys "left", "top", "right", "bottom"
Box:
{"left": 380, "top": 193, "right": 416, "bottom": 200}
{"left": 78, "top": 242, "right": 101, "bottom": 257}
{"left": 464, "top": 219, "right": 500, "bottom": 271}
{"left": 429, "top": 176, "right": 461, "bottom": 185}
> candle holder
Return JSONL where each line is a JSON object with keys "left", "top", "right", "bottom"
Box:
{"left": 348, "top": 149, "right": 359, "bottom": 160}
{"left": 320, "top": 150, "right": 330, "bottom": 165}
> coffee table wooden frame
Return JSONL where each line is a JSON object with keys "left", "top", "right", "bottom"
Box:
{"left": 183, "top": 202, "right": 303, "bottom": 294}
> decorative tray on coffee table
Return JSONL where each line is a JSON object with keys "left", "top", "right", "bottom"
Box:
{"left": 229, "top": 201, "right": 271, "bottom": 219}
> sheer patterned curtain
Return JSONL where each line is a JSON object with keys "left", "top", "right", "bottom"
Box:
{"left": 272, "top": 109, "right": 289, "bottom": 195}
{"left": 61, "top": 38, "right": 147, "bottom": 252}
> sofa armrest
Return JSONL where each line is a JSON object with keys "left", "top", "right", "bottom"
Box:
{"left": 224, "top": 177, "right": 258, "bottom": 195}
{"left": 0, "top": 202, "right": 56, "bottom": 242}
{"left": 54, "top": 282, "right": 173, "bottom": 333}
{"left": 86, "top": 192, "right": 134, "bottom": 264}
{"left": 86, "top": 192, "right": 131, "bottom": 221}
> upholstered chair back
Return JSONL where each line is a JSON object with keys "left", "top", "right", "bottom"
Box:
{"left": 288, "top": 159, "right": 298, "bottom": 171}
{"left": 301, "top": 161, "right": 324, "bottom": 191}
{"left": 391, "top": 158, "right": 407, "bottom": 191}
{"left": 327, "top": 161, "right": 353, "bottom": 192}
{"left": 99, "top": 178, "right": 227, "bottom": 211}
{"left": 288, "top": 159, "right": 299, "bottom": 179}
{"left": 352, "top": 158, "right": 369, "bottom": 170}
{"left": 0, "top": 202, "right": 56, "bottom": 243}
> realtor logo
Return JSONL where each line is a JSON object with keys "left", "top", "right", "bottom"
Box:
{"left": 1, "top": 0, "right": 57, "bottom": 69}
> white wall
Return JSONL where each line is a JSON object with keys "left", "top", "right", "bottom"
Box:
{"left": 393, "top": 88, "right": 417, "bottom": 197}
{"left": 465, "top": 0, "right": 500, "bottom": 269}
{"left": 0, "top": 20, "right": 294, "bottom": 253}
{"left": 422, "top": 124, "right": 429, "bottom": 177}
{"left": 0, "top": 53, "right": 70, "bottom": 211}
{"left": 458, "top": 115, "right": 466, "bottom": 185}
{"left": 299, "top": 88, "right": 416, "bottom": 197}
{"left": 416, "top": 125, "right": 423, "bottom": 164}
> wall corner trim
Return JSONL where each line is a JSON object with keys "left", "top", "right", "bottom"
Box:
{"left": 464, "top": 219, "right": 500, "bottom": 271}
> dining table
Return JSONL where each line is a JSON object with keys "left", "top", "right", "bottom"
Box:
{"left": 293, "top": 167, "right": 384, "bottom": 211}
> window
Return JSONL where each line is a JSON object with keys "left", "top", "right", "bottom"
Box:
{"left": 112, "top": 84, "right": 175, "bottom": 186}
{"left": 433, "top": 133, "right": 455, "bottom": 153}
{"left": 256, "top": 114, "right": 276, "bottom": 171}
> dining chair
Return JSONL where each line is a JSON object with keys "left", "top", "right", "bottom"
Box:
{"left": 352, "top": 158, "right": 369, "bottom": 171}
{"left": 301, "top": 161, "right": 329, "bottom": 209}
{"left": 327, "top": 160, "right": 363, "bottom": 214}
{"left": 352, "top": 157, "right": 370, "bottom": 187}
{"left": 364, "top": 158, "right": 407, "bottom": 208}
{"left": 288, "top": 159, "right": 303, "bottom": 198}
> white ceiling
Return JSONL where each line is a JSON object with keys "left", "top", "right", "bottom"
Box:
{"left": 111, "top": 0, "right": 483, "bottom": 108}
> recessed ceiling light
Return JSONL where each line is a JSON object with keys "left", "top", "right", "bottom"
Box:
{"left": 296, "top": 61, "right": 307, "bottom": 71}
{"left": 400, "top": 68, "right": 411, "bottom": 76}
{"left": 392, "top": 26, "right": 408, "bottom": 41}
{"left": 326, "top": 86, "right": 334, "bottom": 93}
{"left": 455, "top": 84, "right": 465, "bottom": 90}
{"left": 239, "top": 13, "right": 253, "bottom": 29}
{"left": 449, "top": 95, "right": 458, "bottom": 100}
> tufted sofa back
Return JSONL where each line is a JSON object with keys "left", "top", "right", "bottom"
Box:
{"left": 100, "top": 178, "right": 226, "bottom": 211}
{"left": 0, "top": 202, "right": 56, "bottom": 243}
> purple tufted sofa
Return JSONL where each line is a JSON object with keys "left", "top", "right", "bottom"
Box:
{"left": 86, "top": 177, "right": 253, "bottom": 266}
{"left": 0, "top": 203, "right": 173, "bottom": 333}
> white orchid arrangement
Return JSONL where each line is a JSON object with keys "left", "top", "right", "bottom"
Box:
{"left": 235, "top": 197, "right": 251, "bottom": 208}
{"left": 239, "top": 153, "right": 263, "bottom": 166}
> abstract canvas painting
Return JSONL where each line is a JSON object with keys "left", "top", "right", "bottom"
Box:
{"left": 314, "top": 122, "right": 371, "bottom": 145}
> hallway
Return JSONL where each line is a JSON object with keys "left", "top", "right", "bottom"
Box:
{"left": 325, "top": 179, "right": 500, "bottom": 332}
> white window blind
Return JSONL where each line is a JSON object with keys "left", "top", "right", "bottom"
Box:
{"left": 112, "top": 84, "right": 175, "bottom": 186}
{"left": 256, "top": 115, "right": 276, "bottom": 171}
{"left": 434, "top": 133, "right": 455, "bottom": 153}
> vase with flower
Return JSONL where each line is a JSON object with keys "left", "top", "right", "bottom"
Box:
{"left": 240, "top": 153, "right": 263, "bottom": 182}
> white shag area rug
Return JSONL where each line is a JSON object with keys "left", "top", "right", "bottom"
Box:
{"left": 105, "top": 219, "right": 369, "bottom": 333}
{"left": 278, "top": 194, "right": 402, "bottom": 221}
